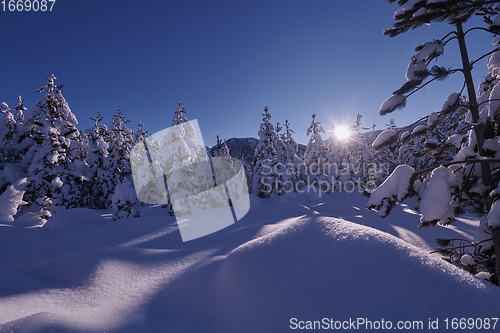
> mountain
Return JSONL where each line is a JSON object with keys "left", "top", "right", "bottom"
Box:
{"left": 223, "top": 137, "right": 306, "bottom": 165}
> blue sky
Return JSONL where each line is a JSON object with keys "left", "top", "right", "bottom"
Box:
{"left": 0, "top": 0, "right": 497, "bottom": 146}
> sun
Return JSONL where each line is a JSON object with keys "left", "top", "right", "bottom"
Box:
{"left": 333, "top": 125, "right": 351, "bottom": 140}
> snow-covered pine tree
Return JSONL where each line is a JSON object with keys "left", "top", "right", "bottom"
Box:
{"left": 108, "top": 110, "right": 135, "bottom": 181}
{"left": 369, "top": 1, "right": 500, "bottom": 284}
{"left": 172, "top": 101, "right": 188, "bottom": 125}
{"left": 81, "top": 112, "right": 117, "bottom": 209}
{"left": 274, "top": 122, "right": 288, "bottom": 164}
{"left": 211, "top": 135, "right": 231, "bottom": 158}
{"left": 252, "top": 106, "right": 284, "bottom": 197}
{"left": 303, "top": 113, "right": 330, "bottom": 191}
{"left": 276, "top": 119, "right": 301, "bottom": 192}
{"left": 0, "top": 102, "right": 17, "bottom": 162}
{"left": 21, "top": 75, "right": 82, "bottom": 211}
{"left": 282, "top": 119, "right": 300, "bottom": 164}
{"left": 133, "top": 121, "right": 148, "bottom": 148}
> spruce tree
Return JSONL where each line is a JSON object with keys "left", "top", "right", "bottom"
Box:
{"left": 21, "top": 75, "right": 81, "bottom": 210}
{"left": 252, "top": 106, "right": 283, "bottom": 197}
{"left": 303, "top": 113, "right": 330, "bottom": 191}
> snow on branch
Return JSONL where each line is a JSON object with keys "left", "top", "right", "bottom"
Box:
{"left": 379, "top": 94, "right": 406, "bottom": 115}
{"left": 372, "top": 129, "right": 398, "bottom": 150}
{"left": 367, "top": 165, "right": 415, "bottom": 218}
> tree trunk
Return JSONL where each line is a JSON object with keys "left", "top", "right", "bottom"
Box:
{"left": 456, "top": 23, "right": 492, "bottom": 187}
{"left": 492, "top": 228, "right": 500, "bottom": 285}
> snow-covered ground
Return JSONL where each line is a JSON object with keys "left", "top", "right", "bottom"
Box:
{"left": 0, "top": 192, "right": 498, "bottom": 333}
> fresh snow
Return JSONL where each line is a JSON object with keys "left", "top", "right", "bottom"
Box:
{"left": 488, "top": 200, "right": 500, "bottom": 229}
{"left": 0, "top": 191, "right": 498, "bottom": 332}
{"left": 442, "top": 92, "right": 460, "bottom": 111}
{"left": 427, "top": 112, "right": 438, "bottom": 126}
{"left": 379, "top": 94, "right": 406, "bottom": 115}
{"left": 413, "top": 41, "right": 444, "bottom": 63}
{"left": 446, "top": 134, "right": 464, "bottom": 149}
{"left": 418, "top": 166, "right": 456, "bottom": 225}
{"left": 371, "top": 129, "right": 396, "bottom": 149}
{"left": 412, "top": 124, "right": 428, "bottom": 135}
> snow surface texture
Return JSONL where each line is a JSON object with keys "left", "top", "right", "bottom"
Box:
{"left": 0, "top": 192, "right": 498, "bottom": 333}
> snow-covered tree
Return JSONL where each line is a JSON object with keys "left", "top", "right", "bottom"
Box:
{"left": 108, "top": 110, "right": 134, "bottom": 180}
{"left": 303, "top": 113, "right": 330, "bottom": 191}
{"left": 282, "top": 119, "right": 300, "bottom": 164}
{"left": 370, "top": 1, "right": 500, "bottom": 285}
{"left": 112, "top": 180, "right": 139, "bottom": 219}
{"left": 251, "top": 106, "right": 285, "bottom": 197}
{"left": 20, "top": 75, "right": 82, "bottom": 210}
{"left": 211, "top": 136, "right": 231, "bottom": 158}
{"left": 274, "top": 122, "right": 288, "bottom": 164}
{"left": 78, "top": 112, "right": 117, "bottom": 210}
{"left": 172, "top": 101, "right": 188, "bottom": 125}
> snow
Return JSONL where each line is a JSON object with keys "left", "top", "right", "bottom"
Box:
{"left": 487, "top": 50, "right": 500, "bottom": 77}
{"left": 379, "top": 94, "right": 406, "bottom": 115}
{"left": 460, "top": 254, "right": 475, "bottom": 266}
{"left": 371, "top": 129, "right": 396, "bottom": 149}
{"left": 488, "top": 200, "right": 500, "bottom": 229}
{"left": 427, "top": 112, "right": 438, "bottom": 126}
{"left": 400, "top": 130, "right": 410, "bottom": 141}
{"left": 476, "top": 272, "right": 492, "bottom": 280}
{"left": 474, "top": 221, "right": 494, "bottom": 251}
{"left": 111, "top": 181, "right": 137, "bottom": 209}
{"left": 489, "top": 81, "right": 500, "bottom": 119}
{"left": 0, "top": 192, "right": 498, "bottom": 332}
{"left": 366, "top": 165, "right": 415, "bottom": 216}
{"left": 0, "top": 180, "right": 27, "bottom": 222}
{"left": 418, "top": 166, "right": 456, "bottom": 225}
{"left": 452, "top": 146, "right": 477, "bottom": 162}
{"left": 0, "top": 193, "right": 500, "bottom": 333}
{"left": 483, "top": 138, "right": 500, "bottom": 153}
{"left": 405, "top": 59, "right": 426, "bottom": 82}
{"left": 493, "top": 13, "right": 500, "bottom": 26}
{"left": 414, "top": 41, "right": 444, "bottom": 63}
{"left": 442, "top": 92, "right": 460, "bottom": 111}
{"left": 446, "top": 134, "right": 464, "bottom": 148}
{"left": 411, "top": 124, "right": 428, "bottom": 135}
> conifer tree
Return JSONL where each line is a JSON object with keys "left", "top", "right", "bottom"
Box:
{"left": 108, "top": 110, "right": 134, "bottom": 180}
{"left": 252, "top": 106, "right": 282, "bottom": 197}
{"left": 282, "top": 119, "right": 300, "bottom": 164}
{"left": 274, "top": 122, "right": 288, "bottom": 163}
{"left": 21, "top": 75, "right": 82, "bottom": 210}
{"left": 172, "top": 101, "right": 188, "bottom": 125}
{"left": 303, "top": 113, "right": 330, "bottom": 190}
{"left": 370, "top": 1, "right": 500, "bottom": 284}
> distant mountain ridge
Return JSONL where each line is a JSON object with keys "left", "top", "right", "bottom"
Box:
{"left": 208, "top": 137, "right": 306, "bottom": 165}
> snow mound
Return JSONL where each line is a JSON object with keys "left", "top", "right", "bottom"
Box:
{"left": 214, "top": 216, "right": 498, "bottom": 333}
{"left": 13, "top": 212, "right": 45, "bottom": 228}
{"left": 42, "top": 208, "right": 106, "bottom": 231}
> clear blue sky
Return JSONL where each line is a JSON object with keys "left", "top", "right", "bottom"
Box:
{"left": 0, "top": 0, "right": 496, "bottom": 146}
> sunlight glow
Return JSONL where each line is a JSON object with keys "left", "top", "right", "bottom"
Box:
{"left": 333, "top": 125, "right": 351, "bottom": 140}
